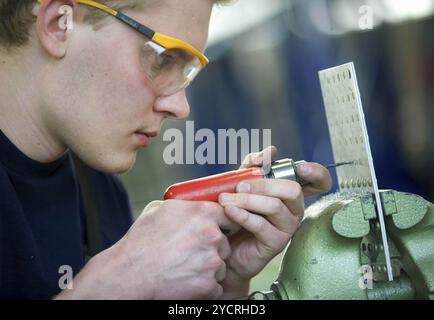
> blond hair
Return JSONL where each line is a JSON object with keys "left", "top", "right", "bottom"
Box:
{"left": 0, "top": 0, "right": 230, "bottom": 48}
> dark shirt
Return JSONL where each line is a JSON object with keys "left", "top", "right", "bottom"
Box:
{"left": 0, "top": 130, "right": 133, "bottom": 299}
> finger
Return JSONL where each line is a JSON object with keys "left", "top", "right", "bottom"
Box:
{"left": 134, "top": 200, "right": 163, "bottom": 226}
{"left": 207, "top": 203, "right": 242, "bottom": 235}
{"left": 215, "top": 261, "right": 227, "bottom": 283}
{"left": 296, "top": 162, "right": 332, "bottom": 196}
{"left": 240, "top": 145, "right": 278, "bottom": 169}
{"left": 219, "top": 192, "right": 300, "bottom": 234}
{"left": 143, "top": 200, "right": 163, "bottom": 211}
{"left": 217, "top": 233, "right": 231, "bottom": 261}
{"left": 234, "top": 179, "right": 305, "bottom": 220}
{"left": 209, "top": 283, "right": 223, "bottom": 300}
{"left": 167, "top": 200, "right": 241, "bottom": 234}
{"left": 224, "top": 205, "right": 290, "bottom": 257}
{"left": 301, "top": 185, "right": 329, "bottom": 197}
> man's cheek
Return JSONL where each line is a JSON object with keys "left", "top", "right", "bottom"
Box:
{"left": 125, "top": 69, "right": 153, "bottom": 98}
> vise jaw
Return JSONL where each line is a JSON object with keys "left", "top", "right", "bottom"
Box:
{"left": 249, "top": 190, "right": 434, "bottom": 300}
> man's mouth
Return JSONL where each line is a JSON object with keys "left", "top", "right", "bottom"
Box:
{"left": 142, "top": 131, "right": 158, "bottom": 138}
{"left": 134, "top": 131, "right": 158, "bottom": 147}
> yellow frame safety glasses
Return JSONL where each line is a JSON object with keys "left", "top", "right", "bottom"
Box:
{"left": 36, "top": 0, "right": 209, "bottom": 95}
{"left": 36, "top": 0, "right": 209, "bottom": 67}
{"left": 36, "top": 0, "right": 208, "bottom": 66}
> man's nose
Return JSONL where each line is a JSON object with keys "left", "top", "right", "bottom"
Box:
{"left": 153, "top": 90, "right": 190, "bottom": 120}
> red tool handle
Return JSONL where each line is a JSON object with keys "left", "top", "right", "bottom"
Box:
{"left": 164, "top": 167, "right": 264, "bottom": 202}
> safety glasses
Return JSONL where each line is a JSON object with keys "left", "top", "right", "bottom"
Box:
{"left": 36, "top": 0, "right": 209, "bottom": 96}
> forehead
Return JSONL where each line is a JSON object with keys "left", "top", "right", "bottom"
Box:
{"left": 124, "top": 0, "right": 213, "bottom": 52}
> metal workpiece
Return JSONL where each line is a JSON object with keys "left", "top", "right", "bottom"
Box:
{"left": 319, "top": 62, "right": 393, "bottom": 280}
{"left": 319, "top": 63, "right": 378, "bottom": 194}
{"left": 249, "top": 190, "right": 434, "bottom": 300}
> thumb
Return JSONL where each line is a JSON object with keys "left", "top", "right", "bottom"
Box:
{"left": 240, "top": 145, "right": 278, "bottom": 169}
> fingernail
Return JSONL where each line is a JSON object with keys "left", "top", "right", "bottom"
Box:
{"left": 296, "top": 164, "right": 311, "bottom": 176}
{"left": 219, "top": 193, "right": 235, "bottom": 204}
{"left": 236, "top": 182, "right": 251, "bottom": 193}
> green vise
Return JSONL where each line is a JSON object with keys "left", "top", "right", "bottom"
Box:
{"left": 250, "top": 190, "right": 434, "bottom": 300}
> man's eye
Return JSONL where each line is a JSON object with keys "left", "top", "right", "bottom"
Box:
{"left": 156, "top": 53, "right": 177, "bottom": 68}
{"left": 149, "top": 55, "right": 173, "bottom": 76}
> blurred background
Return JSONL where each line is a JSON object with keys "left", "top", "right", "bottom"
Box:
{"left": 120, "top": 0, "right": 434, "bottom": 293}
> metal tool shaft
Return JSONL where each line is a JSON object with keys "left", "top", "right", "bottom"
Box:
{"left": 325, "top": 161, "right": 354, "bottom": 169}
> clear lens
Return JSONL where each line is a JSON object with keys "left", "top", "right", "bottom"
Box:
{"left": 142, "top": 41, "right": 203, "bottom": 96}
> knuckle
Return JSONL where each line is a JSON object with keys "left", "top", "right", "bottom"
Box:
{"left": 291, "top": 183, "right": 303, "bottom": 200}
{"left": 195, "top": 279, "right": 222, "bottom": 299}
{"left": 201, "top": 226, "right": 223, "bottom": 245}
{"left": 160, "top": 199, "right": 177, "bottom": 210}
{"left": 251, "top": 179, "right": 266, "bottom": 194}
{"left": 292, "top": 181, "right": 303, "bottom": 196}
{"left": 208, "top": 256, "right": 225, "bottom": 271}
{"left": 220, "top": 242, "right": 231, "bottom": 260}
{"left": 197, "top": 201, "right": 220, "bottom": 216}
{"left": 239, "top": 209, "right": 250, "bottom": 225}
{"left": 270, "top": 198, "right": 284, "bottom": 213}
{"left": 162, "top": 200, "right": 192, "bottom": 217}
{"left": 215, "top": 265, "right": 227, "bottom": 283}
{"left": 195, "top": 280, "right": 215, "bottom": 298}
{"left": 288, "top": 182, "right": 302, "bottom": 201}
{"left": 145, "top": 200, "right": 162, "bottom": 208}
{"left": 256, "top": 217, "right": 268, "bottom": 234}
{"left": 210, "top": 284, "right": 224, "bottom": 299}
{"left": 196, "top": 202, "right": 217, "bottom": 219}
{"left": 143, "top": 200, "right": 163, "bottom": 213}
{"left": 236, "top": 193, "right": 249, "bottom": 206}
{"left": 196, "top": 201, "right": 212, "bottom": 213}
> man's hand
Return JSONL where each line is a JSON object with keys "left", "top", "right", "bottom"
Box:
{"left": 218, "top": 146, "right": 332, "bottom": 299}
{"left": 55, "top": 200, "right": 238, "bottom": 300}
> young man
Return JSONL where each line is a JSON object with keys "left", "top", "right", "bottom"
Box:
{"left": 0, "top": 0, "right": 332, "bottom": 299}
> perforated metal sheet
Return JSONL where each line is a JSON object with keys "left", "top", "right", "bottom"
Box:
{"left": 318, "top": 62, "right": 393, "bottom": 280}
{"left": 319, "top": 62, "right": 375, "bottom": 192}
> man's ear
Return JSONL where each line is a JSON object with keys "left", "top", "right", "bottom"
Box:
{"left": 35, "top": 0, "right": 79, "bottom": 58}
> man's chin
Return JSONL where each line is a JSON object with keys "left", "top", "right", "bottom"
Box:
{"left": 110, "top": 156, "right": 137, "bottom": 174}
{"left": 86, "top": 152, "right": 137, "bottom": 174}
